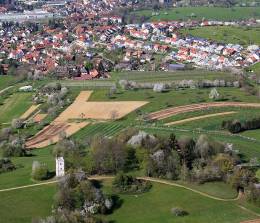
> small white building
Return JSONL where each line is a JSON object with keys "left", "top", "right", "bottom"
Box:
{"left": 56, "top": 157, "right": 65, "bottom": 177}
{"left": 19, "top": 85, "right": 33, "bottom": 92}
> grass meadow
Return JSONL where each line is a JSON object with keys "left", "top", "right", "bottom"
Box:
{"left": 0, "top": 92, "right": 33, "bottom": 124}
{"left": 0, "top": 179, "right": 259, "bottom": 223}
{"left": 134, "top": 7, "right": 260, "bottom": 21}
{"left": 180, "top": 26, "right": 260, "bottom": 46}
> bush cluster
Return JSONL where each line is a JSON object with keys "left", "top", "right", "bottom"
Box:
{"left": 222, "top": 117, "right": 260, "bottom": 133}
{"left": 0, "top": 158, "right": 15, "bottom": 174}
{"left": 113, "top": 172, "right": 152, "bottom": 194}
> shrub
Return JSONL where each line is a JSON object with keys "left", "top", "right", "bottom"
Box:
{"left": 31, "top": 161, "right": 49, "bottom": 181}
{"left": 222, "top": 117, "right": 260, "bottom": 134}
{"left": 0, "top": 158, "right": 15, "bottom": 174}
{"left": 1, "top": 137, "right": 26, "bottom": 157}
{"left": 11, "top": 118, "right": 24, "bottom": 129}
{"left": 246, "top": 184, "right": 260, "bottom": 207}
{"left": 171, "top": 207, "right": 188, "bottom": 217}
{"left": 113, "top": 172, "right": 152, "bottom": 194}
{"left": 153, "top": 83, "right": 168, "bottom": 92}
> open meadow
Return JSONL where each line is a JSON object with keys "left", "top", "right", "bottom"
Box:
{"left": 0, "top": 179, "right": 259, "bottom": 223}
{"left": 180, "top": 26, "right": 260, "bottom": 46}
{"left": 133, "top": 6, "right": 260, "bottom": 21}
{"left": 0, "top": 92, "right": 33, "bottom": 124}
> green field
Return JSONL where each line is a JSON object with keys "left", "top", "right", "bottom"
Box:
{"left": 1, "top": 81, "right": 260, "bottom": 222}
{"left": 0, "top": 148, "right": 55, "bottom": 190}
{"left": 177, "top": 181, "right": 238, "bottom": 199}
{"left": 73, "top": 122, "right": 125, "bottom": 140}
{"left": 0, "top": 180, "right": 259, "bottom": 223}
{"left": 180, "top": 26, "right": 260, "bottom": 45}
{"left": 0, "top": 184, "right": 56, "bottom": 223}
{"left": 249, "top": 62, "right": 260, "bottom": 75}
{"left": 57, "top": 70, "right": 235, "bottom": 87}
{"left": 134, "top": 7, "right": 260, "bottom": 21}
{"left": 0, "top": 75, "right": 17, "bottom": 91}
{"left": 103, "top": 180, "right": 257, "bottom": 223}
{"left": 111, "top": 70, "right": 235, "bottom": 82}
{"left": 241, "top": 129, "right": 260, "bottom": 141}
{"left": 0, "top": 92, "right": 32, "bottom": 124}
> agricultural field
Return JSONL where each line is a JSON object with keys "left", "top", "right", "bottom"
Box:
{"left": 0, "top": 92, "right": 33, "bottom": 124}
{"left": 180, "top": 26, "right": 260, "bottom": 46}
{"left": 26, "top": 91, "right": 147, "bottom": 148}
{"left": 134, "top": 7, "right": 260, "bottom": 21}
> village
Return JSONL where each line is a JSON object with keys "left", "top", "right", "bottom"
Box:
{"left": 0, "top": 0, "right": 259, "bottom": 81}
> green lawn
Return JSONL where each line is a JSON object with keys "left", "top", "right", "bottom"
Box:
{"left": 0, "top": 92, "right": 33, "bottom": 124}
{"left": 241, "top": 129, "right": 260, "bottom": 141}
{"left": 180, "top": 26, "right": 260, "bottom": 45}
{"left": 111, "top": 70, "right": 235, "bottom": 83}
{"left": 103, "top": 181, "right": 258, "bottom": 223}
{"left": 0, "top": 184, "right": 56, "bottom": 223}
{"left": 0, "top": 148, "right": 55, "bottom": 190}
{"left": 177, "top": 181, "right": 238, "bottom": 199}
{"left": 0, "top": 75, "right": 17, "bottom": 91}
{"left": 0, "top": 180, "right": 258, "bottom": 223}
{"left": 134, "top": 6, "right": 260, "bottom": 21}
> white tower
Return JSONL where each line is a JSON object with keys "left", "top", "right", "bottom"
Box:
{"left": 56, "top": 157, "right": 65, "bottom": 177}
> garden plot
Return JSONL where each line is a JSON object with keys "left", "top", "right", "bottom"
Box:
{"left": 148, "top": 102, "right": 260, "bottom": 120}
{"left": 26, "top": 91, "right": 147, "bottom": 148}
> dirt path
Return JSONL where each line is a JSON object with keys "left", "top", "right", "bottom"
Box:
{"left": 0, "top": 176, "right": 238, "bottom": 201}
{"left": 165, "top": 111, "right": 237, "bottom": 126}
{"left": 0, "top": 180, "right": 58, "bottom": 192}
{"left": 0, "top": 86, "right": 13, "bottom": 94}
{"left": 1, "top": 176, "right": 259, "bottom": 219}
{"left": 138, "top": 177, "right": 240, "bottom": 201}
{"left": 237, "top": 205, "right": 260, "bottom": 218}
{"left": 240, "top": 219, "right": 260, "bottom": 223}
